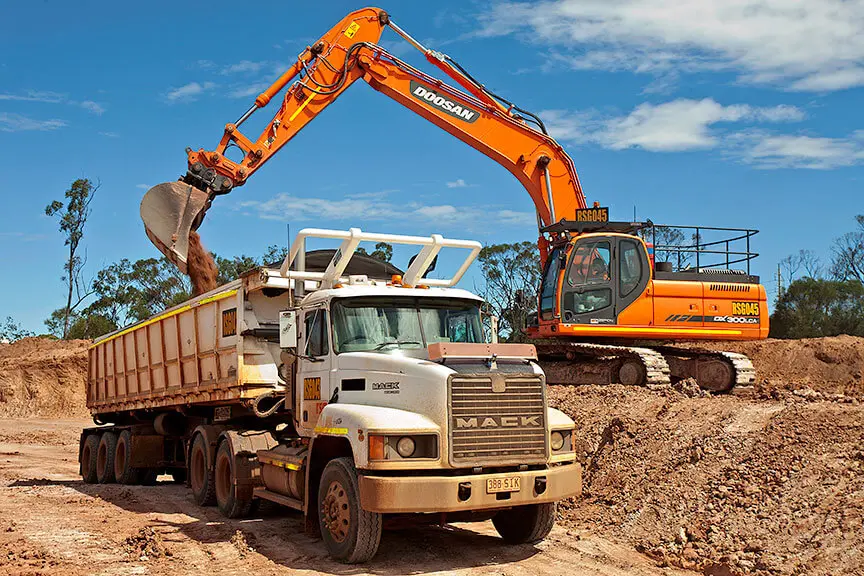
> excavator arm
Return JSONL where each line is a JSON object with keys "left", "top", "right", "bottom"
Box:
{"left": 141, "top": 7, "right": 586, "bottom": 271}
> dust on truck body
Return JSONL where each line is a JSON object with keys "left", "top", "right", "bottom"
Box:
{"left": 81, "top": 228, "right": 582, "bottom": 563}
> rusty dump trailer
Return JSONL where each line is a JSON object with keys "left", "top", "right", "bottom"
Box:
{"left": 87, "top": 282, "right": 281, "bottom": 418}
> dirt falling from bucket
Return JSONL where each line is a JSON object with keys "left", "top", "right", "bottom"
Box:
{"left": 187, "top": 231, "right": 219, "bottom": 296}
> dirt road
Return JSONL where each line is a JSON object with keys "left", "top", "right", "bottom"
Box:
{"left": 0, "top": 418, "right": 691, "bottom": 576}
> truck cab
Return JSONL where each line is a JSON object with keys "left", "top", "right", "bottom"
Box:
{"left": 252, "top": 228, "right": 582, "bottom": 562}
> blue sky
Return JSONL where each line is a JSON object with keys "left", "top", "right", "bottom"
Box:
{"left": 1, "top": 0, "right": 862, "bottom": 333}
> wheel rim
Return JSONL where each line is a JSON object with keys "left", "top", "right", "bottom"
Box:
{"left": 321, "top": 480, "right": 350, "bottom": 543}
{"left": 115, "top": 438, "right": 127, "bottom": 480}
{"left": 97, "top": 441, "right": 107, "bottom": 478}
{"left": 191, "top": 444, "right": 206, "bottom": 495}
{"left": 215, "top": 451, "right": 231, "bottom": 505}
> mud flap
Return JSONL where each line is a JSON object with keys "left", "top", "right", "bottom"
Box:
{"left": 140, "top": 181, "right": 210, "bottom": 273}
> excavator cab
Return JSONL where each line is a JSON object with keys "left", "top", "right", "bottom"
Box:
{"left": 139, "top": 181, "right": 211, "bottom": 273}
{"left": 539, "top": 233, "right": 651, "bottom": 326}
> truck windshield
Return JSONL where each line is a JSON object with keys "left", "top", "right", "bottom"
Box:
{"left": 331, "top": 297, "right": 483, "bottom": 354}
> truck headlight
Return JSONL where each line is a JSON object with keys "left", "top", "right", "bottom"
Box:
{"left": 396, "top": 436, "right": 416, "bottom": 458}
{"left": 550, "top": 429, "right": 574, "bottom": 454}
{"left": 551, "top": 431, "right": 565, "bottom": 451}
{"left": 368, "top": 434, "right": 438, "bottom": 460}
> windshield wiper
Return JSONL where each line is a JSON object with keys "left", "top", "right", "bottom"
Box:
{"left": 374, "top": 340, "right": 421, "bottom": 350}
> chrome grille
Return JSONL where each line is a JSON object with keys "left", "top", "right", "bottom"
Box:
{"left": 448, "top": 374, "right": 548, "bottom": 465}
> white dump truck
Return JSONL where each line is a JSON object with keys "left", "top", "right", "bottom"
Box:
{"left": 81, "top": 228, "right": 582, "bottom": 562}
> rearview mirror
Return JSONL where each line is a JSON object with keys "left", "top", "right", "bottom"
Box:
{"left": 279, "top": 310, "right": 298, "bottom": 348}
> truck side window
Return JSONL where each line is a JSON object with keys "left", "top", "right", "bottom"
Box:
{"left": 619, "top": 240, "right": 643, "bottom": 297}
{"left": 304, "top": 309, "right": 329, "bottom": 357}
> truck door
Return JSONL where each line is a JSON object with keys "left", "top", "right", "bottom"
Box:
{"left": 297, "top": 307, "right": 332, "bottom": 434}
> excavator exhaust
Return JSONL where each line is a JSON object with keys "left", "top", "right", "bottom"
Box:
{"left": 140, "top": 181, "right": 210, "bottom": 274}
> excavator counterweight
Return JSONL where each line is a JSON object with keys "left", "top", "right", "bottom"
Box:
{"left": 140, "top": 181, "right": 210, "bottom": 273}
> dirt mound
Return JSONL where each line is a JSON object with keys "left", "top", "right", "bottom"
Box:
{"left": 0, "top": 337, "right": 90, "bottom": 418}
{"left": 696, "top": 336, "right": 864, "bottom": 396}
{"left": 551, "top": 384, "right": 864, "bottom": 575}
{"left": 123, "top": 526, "right": 172, "bottom": 561}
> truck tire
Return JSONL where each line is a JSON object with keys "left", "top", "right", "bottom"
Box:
{"left": 190, "top": 433, "right": 216, "bottom": 506}
{"left": 114, "top": 430, "right": 141, "bottom": 485}
{"left": 492, "top": 502, "right": 557, "bottom": 544}
{"left": 318, "top": 457, "right": 382, "bottom": 563}
{"left": 80, "top": 434, "right": 100, "bottom": 484}
{"left": 214, "top": 440, "right": 256, "bottom": 518}
{"left": 96, "top": 431, "right": 118, "bottom": 484}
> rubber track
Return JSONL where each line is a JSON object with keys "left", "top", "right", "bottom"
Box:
{"left": 651, "top": 345, "right": 757, "bottom": 391}
{"left": 540, "top": 342, "right": 672, "bottom": 386}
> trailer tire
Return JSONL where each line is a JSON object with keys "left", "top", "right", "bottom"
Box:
{"left": 113, "top": 430, "right": 140, "bottom": 485}
{"left": 214, "top": 440, "right": 255, "bottom": 519}
{"left": 190, "top": 434, "right": 216, "bottom": 506}
{"left": 318, "top": 457, "right": 381, "bottom": 563}
{"left": 492, "top": 502, "right": 557, "bottom": 544}
{"left": 96, "top": 431, "right": 118, "bottom": 484}
{"left": 80, "top": 434, "right": 100, "bottom": 484}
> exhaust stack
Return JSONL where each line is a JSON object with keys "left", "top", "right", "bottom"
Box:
{"left": 140, "top": 181, "right": 210, "bottom": 273}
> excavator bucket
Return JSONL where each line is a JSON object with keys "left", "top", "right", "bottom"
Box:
{"left": 140, "top": 182, "right": 210, "bottom": 274}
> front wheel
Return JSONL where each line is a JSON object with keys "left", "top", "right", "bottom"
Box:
{"left": 492, "top": 502, "right": 557, "bottom": 544}
{"left": 318, "top": 457, "right": 381, "bottom": 564}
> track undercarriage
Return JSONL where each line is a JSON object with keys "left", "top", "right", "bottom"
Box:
{"left": 536, "top": 341, "right": 756, "bottom": 392}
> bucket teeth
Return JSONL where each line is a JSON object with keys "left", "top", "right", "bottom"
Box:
{"left": 140, "top": 182, "right": 210, "bottom": 273}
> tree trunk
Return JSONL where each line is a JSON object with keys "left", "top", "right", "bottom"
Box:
{"left": 63, "top": 246, "right": 74, "bottom": 339}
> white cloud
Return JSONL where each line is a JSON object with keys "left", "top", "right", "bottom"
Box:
{"left": 79, "top": 100, "right": 105, "bottom": 115}
{"left": 0, "top": 90, "right": 65, "bottom": 103}
{"left": 135, "top": 184, "right": 151, "bottom": 190}
{"left": 545, "top": 99, "right": 805, "bottom": 152}
{"left": 446, "top": 179, "right": 468, "bottom": 188}
{"left": 739, "top": 133, "right": 864, "bottom": 170}
{"left": 228, "top": 81, "right": 271, "bottom": 99}
{"left": 0, "top": 113, "right": 66, "bottom": 132}
{"left": 239, "top": 192, "right": 533, "bottom": 230}
{"left": 479, "top": 0, "right": 864, "bottom": 91}
{"left": 98, "top": 131, "right": 119, "bottom": 138}
{"left": 221, "top": 60, "right": 268, "bottom": 75}
{"left": 165, "top": 82, "right": 216, "bottom": 102}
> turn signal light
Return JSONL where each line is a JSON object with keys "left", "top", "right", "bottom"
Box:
{"left": 369, "top": 435, "right": 385, "bottom": 460}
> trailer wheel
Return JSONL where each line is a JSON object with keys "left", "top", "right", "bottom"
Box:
{"left": 214, "top": 440, "right": 256, "bottom": 518}
{"left": 80, "top": 434, "right": 100, "bottom": 484}
{"left": 114, "top": 430, "right": 141, "bottom": 485}
{"left": 492, "top": 502, "right": 557, "bottom": 544}
{"left": 318, "top": 457, "right": 381, "bottom": 563}
{"left": 190, "top": 434, "right": 216, "bottom": 506}
{"left": 96, "top": 431, "right": 118, "bottom": 483}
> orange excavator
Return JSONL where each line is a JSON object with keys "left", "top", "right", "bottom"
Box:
{"left": 141, "top": 7, "right": 768, "bottom": 391}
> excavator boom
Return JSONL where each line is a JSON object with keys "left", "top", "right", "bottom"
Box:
{"left": 141, "top": 7, "right": 585, "bottom": 269}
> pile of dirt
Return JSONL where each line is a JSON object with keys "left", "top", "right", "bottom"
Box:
{"left": 695, "top": 335, "right": 864, "bottom": 396}
{"left": 551, "top": 384, "right": 863, "bottom": 575}
{"left": 122, "top": 526, "right": 172, "bottom": 561}
{"left": 187, "top": 231, "right": 218, "bottom": 296}
{"left": 0, "top": 337, "right": 90, "bottom": 419}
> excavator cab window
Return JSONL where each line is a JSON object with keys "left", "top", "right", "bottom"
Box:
{"left": 619, "top": 240, "right": 643, "bottom": 297}
{"left": 539, "top": 247, "right": 563, "bottom": 321}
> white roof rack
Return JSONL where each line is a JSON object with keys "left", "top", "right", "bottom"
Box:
{"left": 264, "top": 227, "right": 481, "bottom": 290}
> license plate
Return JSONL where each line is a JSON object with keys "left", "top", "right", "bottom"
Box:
{"left": 486, "top": 476, "right": 521, "bottom": 494}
